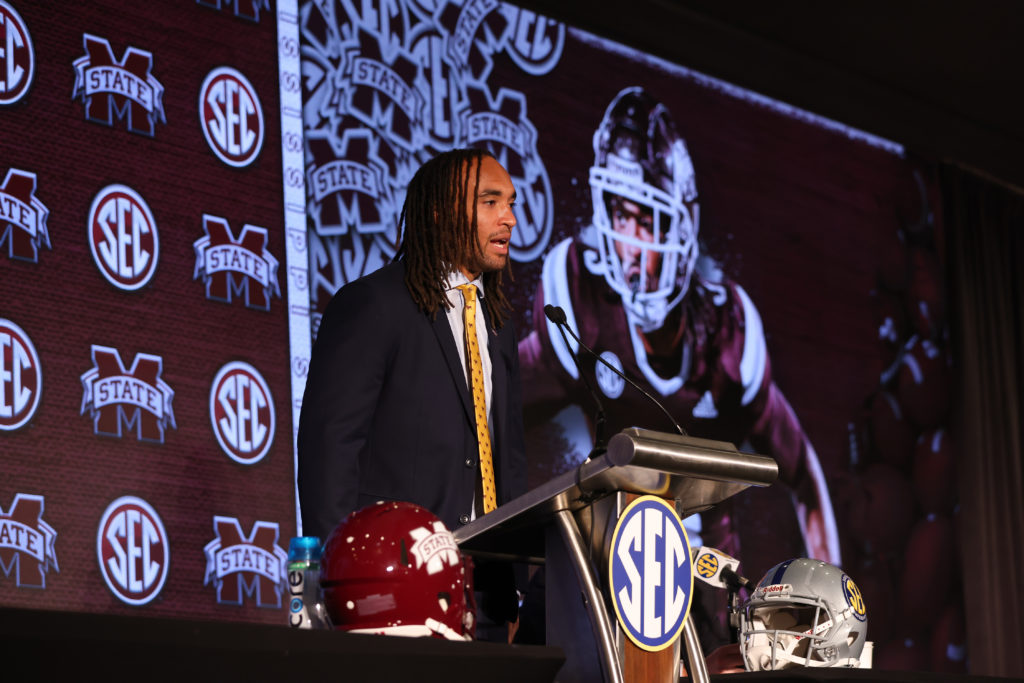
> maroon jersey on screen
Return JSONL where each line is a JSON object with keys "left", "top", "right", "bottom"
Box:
{"left": 519, "top": 236, "right": 817, "bottom": 556}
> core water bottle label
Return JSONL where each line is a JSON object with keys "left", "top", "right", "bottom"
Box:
{"left": 286, "top": 537, "right": 324, "bottom": 629}
{"left": 288, "top": 567, "right": 311, "bottom": 628}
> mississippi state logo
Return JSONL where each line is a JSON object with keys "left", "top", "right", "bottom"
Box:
{"left": 0, "top": 493, "right": 58, "bottom": 588}
{"left": 196, "top": 0, "right": 271, "bottom": 23}
{"left": 209, "top": 361, "right": 274, "bottom": 465}
{"left": 72, "top": 34, "right": 165, "bottom": 136}
{"left": 459, "top": 85, "right": 553, "bottom": 261}
{"left": 0, "top": 318, "right": 41, "bottom": 431}
{"left": 88, "top": 185, "right": 159, "bottom": 291}
{"left": 193, "top": 215, "right": 279, "bottom": 310}
{"left": 842, "top": 573, "right": 868, "bottom": 622}
{"left": 203, "top": 516, "right": 288, "bottom": 607}
{"left": 0, "top": 167, "right": 50, "bottom": 263}
{"left": 80, "top": 345, "right": 176, "bottom": 443}
{"left": 609, "top": 495, "right": 693, "bottom": 651}
{"left": 97, "top": 496, "right": 168, "bottom": 605}
{"left": 306, "top": 127, "right": 396, "bottom": 239}
{"left": 0, "top": 1, "right": 34, "bottom": 105}
{"left": 439, "top": 0, "right": 506, "bottom": 78}
{"left": 199, "top": 67, "right": 264, "bottom": 168}
{"left": 408, "top": 521, "right": 460, "bottom": 576}
{"left": 342, "top": 27, "right": 428, "bottom": 155}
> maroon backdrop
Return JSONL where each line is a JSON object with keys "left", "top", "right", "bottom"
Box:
{"left": 1, "top": 1, "right": 295, "bottom": 626}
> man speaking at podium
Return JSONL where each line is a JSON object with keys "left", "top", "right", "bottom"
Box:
{"left": 297, "top": 149, "right": 527, "bottom": 638}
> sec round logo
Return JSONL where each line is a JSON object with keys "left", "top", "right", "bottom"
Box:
{"left": 0, "top": 318, "right": 42, "bottom": 430}
{"left": 199, "top": 66, "right": 264, "bottom": 168}
{"left": 88, "top": 184, "right": 159, "bottom": 291}
{"left": 609, "top": 495, "right": 693, "bottom": 651}
{"left": 0, "top": 1, "right": 34, "bottom": 105}
{"left": 694, "top": 552, "right": 719, "bottom": 580}
{"left": 596, "top": 351, "right": 625, "bottom": 399}
{"left": 210, "top": 361, "right": 275, "bottom": 465}
{"left": 96, "top": 496, "right": 169, "bottom": 606}
{"left": 842, "top": 574, "right": 867, "bottom": 622}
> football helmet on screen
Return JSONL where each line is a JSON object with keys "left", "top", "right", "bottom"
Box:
{"left": 589, "top": 86, "right": 699, "bottom": 332}
{"left": 740, "top": 558, "right": 869, "bottom": 670}
{"left": 320, "top": 501, "right": 476, "bottom": 640}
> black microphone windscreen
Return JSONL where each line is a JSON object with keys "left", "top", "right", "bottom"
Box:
{"left": 543, "top": 304, "right": 567, "bottom": 325}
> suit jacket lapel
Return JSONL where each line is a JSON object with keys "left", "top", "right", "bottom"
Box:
{"left": 486, "top": 313, "right": 508, "bottom": 465}
{"left": 430, "top": 307, "right": 475, "bottom": 426}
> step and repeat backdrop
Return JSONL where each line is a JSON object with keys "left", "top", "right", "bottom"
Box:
{"left": 1, "top": 0, "right": 304, "bottom": 626}
{"left": 1, "top": 0, "right": 966, "bottom": 671}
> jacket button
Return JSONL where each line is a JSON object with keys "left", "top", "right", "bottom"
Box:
{"left": 459, "top": 514, "right": 470, "bottom": 525}
{"left": 465, "top": 458, "right": 475, "bottom": 467}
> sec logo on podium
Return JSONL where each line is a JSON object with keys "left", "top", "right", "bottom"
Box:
{"left": 609, "top": 495, "right": 694, "bottom": 651}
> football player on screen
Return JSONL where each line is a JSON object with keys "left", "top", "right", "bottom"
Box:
{"left": 518, "top": 87, "right": 841, "bottom": 640}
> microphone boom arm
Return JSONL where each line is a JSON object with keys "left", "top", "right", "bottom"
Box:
{"left": 545, "top": 304, "right": 688, "bottom": 438}
{"left": 551, "top": 316, "right": 608, "bottom": 453}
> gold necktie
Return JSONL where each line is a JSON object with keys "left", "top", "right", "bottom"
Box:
{"left": 457, "top": 284, "right": 497, "bottom": 514}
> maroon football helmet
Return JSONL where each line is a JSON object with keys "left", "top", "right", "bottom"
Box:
{"left": 320, "top": 501, "right": 476, "bottom": 640}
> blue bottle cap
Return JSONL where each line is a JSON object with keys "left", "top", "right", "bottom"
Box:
{"left": 287, "top": 536, "right": 322, "bottom": 561}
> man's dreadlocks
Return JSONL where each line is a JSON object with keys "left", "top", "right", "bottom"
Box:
{"left": 395, "top": 148, "right": 513, "bottom": 328}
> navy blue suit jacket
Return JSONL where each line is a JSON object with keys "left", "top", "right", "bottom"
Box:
{"left": 297, "top": 260, "right": 527, "bottom": 544}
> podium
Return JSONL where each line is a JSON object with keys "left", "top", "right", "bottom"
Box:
{"left": 454, "top": 428, "right": 779, "bottom": 683}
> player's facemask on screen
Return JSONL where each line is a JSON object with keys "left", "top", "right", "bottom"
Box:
{"left": 590, "top": 157, "right": 699, "bottom": 332}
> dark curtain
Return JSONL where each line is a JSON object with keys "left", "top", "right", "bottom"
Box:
{"left": 942, "top": 163, "right": 1024, "bottom": 677}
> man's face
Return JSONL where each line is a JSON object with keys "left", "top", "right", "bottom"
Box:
{"left": 460, "top": 156, "right": 517, "bottom": 280}
{"left": 610, "top": 194, "right": 660, "bottom": 293}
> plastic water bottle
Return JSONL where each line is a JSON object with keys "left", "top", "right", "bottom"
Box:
{"left": 287, "top": 536, "right": 330, "bottom": 629}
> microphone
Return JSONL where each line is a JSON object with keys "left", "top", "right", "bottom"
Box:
{"left": 691, "top": 545, "right": 749, "bottom": 632}
{"left": 691, "top": 546, "right": 749, "bottom": 591}
{"left": 542, "top": 305, "right": 608, "bottom": 453}
{"left": 543, "top": 304, "right": 688, "bottom": 438}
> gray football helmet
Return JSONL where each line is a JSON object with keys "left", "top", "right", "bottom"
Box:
{"left": 740, "top": 558, "right": 869, "bottom": 670}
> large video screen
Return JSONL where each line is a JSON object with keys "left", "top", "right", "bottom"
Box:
{"left": 297, "top": 0, "right": 960, "bottom": 670}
